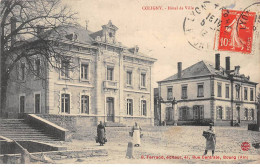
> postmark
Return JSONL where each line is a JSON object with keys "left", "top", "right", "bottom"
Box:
{"left": 241, "top": 142, "right": 250, "bottom": 151}
{"left": 218, "top": 9, "right": 256, "bottom": 54}
{"left": 183, "top": 1, "right": 225, "bottom": 51}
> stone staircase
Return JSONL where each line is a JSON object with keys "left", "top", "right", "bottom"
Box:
{"left": 0, "top": 119, "right": 61, "bottom": 142}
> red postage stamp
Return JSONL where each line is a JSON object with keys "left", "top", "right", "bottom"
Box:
{"left": 218, "top": 9, "right": 256, "bottom": 54}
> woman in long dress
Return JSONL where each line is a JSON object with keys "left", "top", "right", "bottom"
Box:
{"left": 97, "top": 121, "right": 106, "bottom": 146}
{"left": 131, "top": 122, "right": 142, "bottom": 147}
{"left": 226, "top": 14, "right": 246, "bottom": 50}
{"left": 203, "top": 123, "right": 216, "bottom": 156}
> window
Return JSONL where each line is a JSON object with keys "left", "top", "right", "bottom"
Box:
{"left": 81, "top": 95, "right": 89, "bottom": 114}
{"left": 179, "top": 106, "right": 189, "bottom": 120}
{"left": 244, "top": 87, "right": 248, "bottom": 100}
{"left": 216, "top": 106, "right": 223, "bottom": 120}
{"left": 235, "top": 84, "right": 240, "bottom": 99}
{"left": 197, "top": 84, "right": 204, "bottom": 97}
{"left": 217, "top": 83, "right": 222, "bottom": 97}
{"left": 19, "top": 96, "right": 25, "bottom": 113}
{"left": 19, "top": 63, "right": 26, "bottom": 80}
{"left": 35, "top": 94, "right": 40, "bottom": 114}
{"left": 141, "top": 73, "right": 146, "bottom": 87}
{"left": 107, "top": 67, "right": 114, "bottom": 81}
{"left": 193, "top": 105, "right": 204, "bottom": 120}
{"left": 250, "top": 88, "right": 254, "bottom": 101}
{"left": 167, "top": 87, "right": 173, "bottom": 100}
{"left": 61, "top": 94, "right": 70, "bottom": 114}
{"left": 81, "top": 64, "right": 89, "bottom": 80}
{"left": 61, "top": 61, "right": 69, "bottom": 78}
{"left": 141, "top": 100, "right": 147, "bottom": 116}
{"left": 225, "top": 84, "right": 230, "bottom": 98}
{"left": 35, "top": 59, "right": 40, "bottom": 77}
{"left": 244, "top": 108, "right": 248, "bottom": 120}
{"left": 181, "top": 85, "right": 188, "bottom": 99}
{"left": 225, "top": 107, "right": 231, "bottom": 120}
{"left": 127, "top": 99, "right": 133, "bottom": 116}
{"left": 126, "top": 71, "right": 132, "bottom": 85}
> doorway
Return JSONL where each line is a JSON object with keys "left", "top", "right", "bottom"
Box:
{"left": 35, "top": 94, "right": 40, "bottom": 114}
{"left": 19, "top": 95, "right": 25, "bottom": 113}
{"left": 106, "top": 97, "right": 114, "bottom": 122}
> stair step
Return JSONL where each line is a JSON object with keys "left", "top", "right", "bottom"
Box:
{"left": 0, "top": 119, "right": 61, "bottom": 142}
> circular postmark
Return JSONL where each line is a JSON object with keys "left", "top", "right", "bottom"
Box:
{"left": 183, "top": 1, "right": 225, "bottom": 51}
{"left": 241, "top": 142, "right": 250, "bottom": 151}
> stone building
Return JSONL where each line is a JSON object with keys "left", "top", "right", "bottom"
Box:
{"left": 157, "top": 54, "right": 258, "bottom": 126}
{"left": 4, "top": 20, "right": 156, "bottom": 126}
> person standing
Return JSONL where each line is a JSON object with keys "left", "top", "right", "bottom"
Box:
{"left": 97, "top": 121, "right": 106, "bottom": 146}
{"left": 131, "top": 122, "right": 142, "bottom": 147}
{"left": 203, "top": 123, "right": 216, "bottom": 156}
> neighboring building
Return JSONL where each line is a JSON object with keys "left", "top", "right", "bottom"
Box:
{"left": 157, "top": 54, "right": 258, "bottom": 126}
{"left": 4, "top": 20, "right": 156, "bottom": 126}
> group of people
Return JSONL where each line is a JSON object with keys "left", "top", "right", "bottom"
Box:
{"left": 96, "top": 121, "right": 216, "bottom": 156}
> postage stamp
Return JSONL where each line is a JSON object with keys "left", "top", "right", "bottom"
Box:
{"left": 218, "top": 9, "right": 256, "bottom": 54}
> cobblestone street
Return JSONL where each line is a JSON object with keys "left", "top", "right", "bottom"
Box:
{"left": 54, "top": 126, "right": 260, "bottom": 164}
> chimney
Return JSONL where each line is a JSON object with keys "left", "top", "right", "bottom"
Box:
{"left": 225, "top": 56, "right": 230, "bottom": 71}
{"left": 10, "top": 17, "right": 17, "bottom": 46}
{"left": 234, "top": 66, "right": 240, "bottom": 75}
{"left": 36, "top": 25, "right": 44, "bottom": 35}
{"left": 85, "top": 20, "right": 89, "bottom": 30}
{"left": 178, "top": 62, "right": 182, "bottom": 79}
{"left": 135, "top": 45, "right": 139, "bottom": 53}
{"left": 215, "top": 53, "right": 220, "bottom": 70}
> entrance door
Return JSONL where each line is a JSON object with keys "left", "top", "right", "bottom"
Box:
{"left": 35, "top": 94, "right": 40, "bottom": 114}
{"left": 166, "top": 107, "right": 173, "bottom": 121}
{"left": 19, "top": 96, "right": 25, "bottom": 113}
{"left": 106, "top": 97, "right": 114, "bottom": 122}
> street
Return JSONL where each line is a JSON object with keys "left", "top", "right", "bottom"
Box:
{"left": 52, "top": 126, "right": 260, "bottom": 164}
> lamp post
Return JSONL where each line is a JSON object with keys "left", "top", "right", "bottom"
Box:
{"left": 172, "top": 98, "right": 178, "bottom": 126}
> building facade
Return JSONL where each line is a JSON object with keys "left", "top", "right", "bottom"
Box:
{"left": 4, "top": 21, "right": 156, "bottom": 126}
{"left": 157, "top": 54, "right": 257, "bottom": 126}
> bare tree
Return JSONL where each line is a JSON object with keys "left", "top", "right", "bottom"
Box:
{"left": 0, "top": 0, "right": 78, "bottom": 115}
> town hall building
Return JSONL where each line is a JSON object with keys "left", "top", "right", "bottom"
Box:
{"left": 4, "top": 20, "right": 157, "bottom": 127}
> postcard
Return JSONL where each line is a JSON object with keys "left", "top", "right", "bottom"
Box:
{"left": 0, "top": 0, "right": 259, "bottom": 164}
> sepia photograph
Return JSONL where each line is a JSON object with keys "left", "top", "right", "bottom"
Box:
{"left": 0, "top": 0, "right": 259, "bottom": 164}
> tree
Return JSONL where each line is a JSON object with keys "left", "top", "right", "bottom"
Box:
{"left": 0, "top": 0, "right": 77, "bottom": 116}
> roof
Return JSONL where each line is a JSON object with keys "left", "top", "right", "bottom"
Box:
{"left": 89, "top": 30, "right": 103, "bottom": 39}
{"left": 28, "top": 24, "right": 94, "bottom": 44}
{"left": 51, "top": 25, "right": 94, "bottom": 44}
{"left": 159, "top": 60, "right": 255, "bottom": 83}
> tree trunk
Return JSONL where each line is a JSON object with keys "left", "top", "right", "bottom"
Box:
{"left": 1, "top": 73, "right": 8, "bottom": 118}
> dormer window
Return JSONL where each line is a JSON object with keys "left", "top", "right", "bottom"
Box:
{"left": 109, "top": 32, "right": 113, "bottom": 38}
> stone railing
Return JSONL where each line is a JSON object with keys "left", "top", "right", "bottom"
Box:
{"left": 25, "top": 114, "right": 70, "bottom": 141}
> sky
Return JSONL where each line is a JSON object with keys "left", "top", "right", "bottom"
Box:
{"left": 63, "top": 0, "right": 260, "bottom": 88}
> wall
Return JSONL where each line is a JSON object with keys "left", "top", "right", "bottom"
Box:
{"left": 5, "top": 57, "right": 47, "bottom": 118}
{"left": 160, "top": 77, "right": 211, "bottom": 101}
